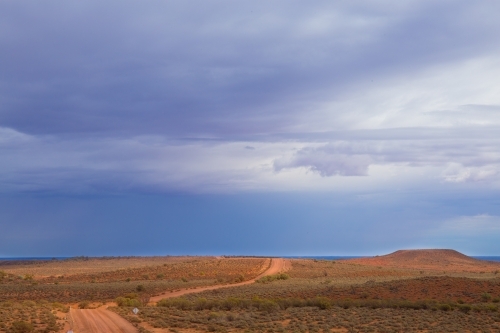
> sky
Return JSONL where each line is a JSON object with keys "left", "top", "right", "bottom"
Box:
{"left": 1, "top": 1, "right": 500, "bottom": 256}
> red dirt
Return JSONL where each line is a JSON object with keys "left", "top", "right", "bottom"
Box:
{"left": 149, "top": 257, "right": 289, "bottom": 303}
{"left": 66, "top": 259, "right": 287, "bottom": 333}
{"left": 69, "top": 306, "right": 137, "bottom": 333}
{"left": 291, "top": 276, "right": 500, "bottom": 304}
{"left": 348, "top": 249, "right": 500, "bottom": 272}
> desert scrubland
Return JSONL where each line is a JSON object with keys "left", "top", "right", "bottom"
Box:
{"left": 1, "top": 250, "right": 500, "bottom": 332}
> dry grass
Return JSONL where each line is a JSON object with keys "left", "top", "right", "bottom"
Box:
{"left": 112, "top": 304, "right": 500, "bottom": 333}
{"left": 0, "top": 258, "right": 266, "bottom": 303}
{"left": 115, "top": 257, "right": 500, "bottom": 332}
{"left": 0, "top": 300, "right": 67, "bottom": 333}
{"left": 349, "top": 249, "right": 500, "bottom": 273}
{"left": 0, "top": 256, "right": 192, "bottom": 277}
{"left": 0, "top": 257, "right": 266, "bottom": 283}
{"left": 133, "top": 259, "right": 499, "bottom": 306}
{"left": 3, "top": 254, "right": 500, "bottom": 332}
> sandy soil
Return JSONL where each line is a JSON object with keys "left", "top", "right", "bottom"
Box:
{"left": 65, "top": 258, "right": 287, "bottom": 333}
{"left": 69, "top": 306, "right": 137, "bottom": 333}
{"left": 348, "top": 249, "right": 500, "bottom": 272}
{"left": 149, "top": 257, "right": 288, "bottom": 303}
{"left": 0, "top": 256, "right": 200, "bottom": 277}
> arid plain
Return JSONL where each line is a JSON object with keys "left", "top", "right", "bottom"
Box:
{"left": 1, "top": 250, "right": 500, "bottom": 333}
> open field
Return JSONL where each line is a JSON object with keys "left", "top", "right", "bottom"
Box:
{"left": 0, "top": 257, "right": 196, "bottom": 278}
{"left": 0, "top": 300, "right": 67, "bottom": 333}
{"left": 149, "top": 257, "right": 287, "bottom": 303}
{"left": 0, "top": 257, "right": 267, "bottom": 284}
{"left": 348, "top": 250, "right": 500, "bottom": 273}
{"left": 0, "top": 257, "right": 267, "bottom": 303}
{"left": 113, "top": 302, "right": 500, "bottom": 333}
{"left": 1, "top": 250, "right": 500, "bottom": 332}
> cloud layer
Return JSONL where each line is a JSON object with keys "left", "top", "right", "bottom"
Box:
{"left": 1, "top": 1, "right": 500, "bottom": 194}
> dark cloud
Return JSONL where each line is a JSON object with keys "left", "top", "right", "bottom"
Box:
{"left": 2, "top": 1, "right": 500, "bottom": 138}
{"left": 2, "top": 2, "right": 500, "bottom": 256}
{"left": 1, "top": 1, "right": 500, "bottom": 193}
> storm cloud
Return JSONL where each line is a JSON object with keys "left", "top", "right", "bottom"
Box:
{"left": 1, "top": 1, "right": 500, "bottom": 255}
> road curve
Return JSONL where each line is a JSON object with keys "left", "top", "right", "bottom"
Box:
{"left": 150, "top": 257, "right": 289, "bottom": 303}
{"left": 70, "top": 307, "right": 137, "bottom": 333}
{"left": 67, "top": 258, "right": 288, "bottom": 332}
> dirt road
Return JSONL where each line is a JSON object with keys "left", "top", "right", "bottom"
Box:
{"left": 67, "top": 258, "right": 288, "bottom": 332}
{"left": 69, "top": 307, "right": 137, "bottom": 333}
{"left": 150, "top": 257, "right": 289, "bottom": 302}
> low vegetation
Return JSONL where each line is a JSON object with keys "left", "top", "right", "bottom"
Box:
{"left": 3, "top": 252, "right": 500, "bottom": 332}
{"left": 112, "top": 302, "right": 500, "bottom": 333}
{"left": 155, "top": 295, "right": 500, "bottom": 313}
{"left": 256, "top": 273, "right": 289, "bottom": 283}
{"left": 0, "top": 301, "right": 66, "bottom": 333}
{"left": 0, "top": 258, "right": 266, "bottom": 303}
{"left": 0, "top": 257, "right": 266, "bottom": 284}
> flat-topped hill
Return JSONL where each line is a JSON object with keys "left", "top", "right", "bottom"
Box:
{"left": 348, "top": 249, "right": 500, "bottom": 272}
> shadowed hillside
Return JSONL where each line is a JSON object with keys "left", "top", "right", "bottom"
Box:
{"left": 348, "top": 249, "right": 500, "bottom": 272}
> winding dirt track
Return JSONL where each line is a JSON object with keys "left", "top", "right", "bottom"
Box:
{"left": 150, "top": 257, "right": 288, "bottom": 302}
{"left": 70, "top": 306, "right": 137, "bottom": 333}
{"left": 68, "top": 258, "right": 288, "bottom": 333}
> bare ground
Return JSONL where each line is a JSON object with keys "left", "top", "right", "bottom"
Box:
{"left": 347, "top": 249, "right": 500, "bottom": 273}
{"left": 70, "top": 306, "right": 137, "bottom": 333}
{"left": 149, "top": 257, "right": 289, "bottom": 303}
{"left": 66, "top": 258, "right": 287, "bottom": 333}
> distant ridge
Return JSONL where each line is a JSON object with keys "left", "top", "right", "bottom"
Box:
{"left": 347, "top": 249, "right": 500, "bottom": 272}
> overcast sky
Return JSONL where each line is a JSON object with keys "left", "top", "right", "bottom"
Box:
{"left": 1, "top": 1, "right": 500, "bottom": 257}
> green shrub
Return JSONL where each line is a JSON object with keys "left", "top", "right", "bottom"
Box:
{"left": 486, "top": 304, "right": 498, "bottom": 312}
{"left": 157, "top": 298, "right": 192, "bottom": 310}
{"left": 124, "top": 293, "right": 138, "bottom": 299}
{"left": 0, "top": 301, "right": 13, "bottom": 308}
{"left": 311, "top": 297, "right": 331, "bottom": 310}
{"left": 10, "top": 321, "right": 33, "bottom": 333}
{"left": 458, "top": 304, "right": 472, "bottom": 313}
{"left": 22, "top": 300, "right": 36, "bottom": 307}
{"left": 482, "top": 293, "right": 492, "bottom": 302}
{"left": 255, "top": 299, "right": 279, "bottom": 313}
{"left": 152, "top": 295, "right": 488, "bottom": 314}
{"left": 115, "top": 297, "right": 142, "bottom": 307}
{"left": 256, "top": 273, "right": 290, "bottom": 283}
{"left": 438, "top": 304, "right": 451, "bottom": 311}
{"left": 52, "top": 302, "right": 69, "bottom": 313}
{"left": 222, "top": 297, "right": 242, "bottom": 310}
{"left": 78, "top": 301, "right": 90, "bottom": 309}
{"left": 136, "top": 285, "right": 145, "bottom": 292}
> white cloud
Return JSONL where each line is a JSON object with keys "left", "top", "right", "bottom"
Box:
{"left": 1, "top": 124, "right": 500, "bottom": 193}
{"left": 273, "top": 143, "right": 372, "bottom": 176}
{"left": 304, "top": 56, "right": 500, "bottom": 133}
{"left": 441, "top": 163, "right": 498, "bottom": 183}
